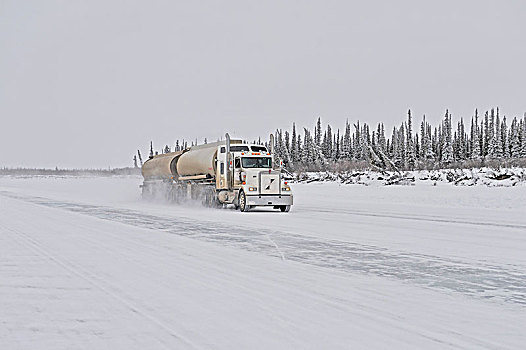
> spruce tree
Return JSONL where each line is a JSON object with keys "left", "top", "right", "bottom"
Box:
{"left": 296, "top": 132, "right": 303, "bottom": 164}
{"left": 415, "top": 134, "right": 420, "bottom": 159}
{"left": 483, "top": 111, "right": 490, "bottom": 157}
{"left": 471, "top": 110, "right": 481, "bottom": 160}
{"left": 315, "top": 117, "right": 322, "bottom": 146}
{"left": 322, "top": 131, "right": 328, "bottom": 157}
{"left": 302, "top": 128, "right": 312, "bottom": 164}
{"left": 291, "top": 123, "right": 297, "bottom": 163}
{"left": 390, "top": 126, "right": 398, "bottom": 160}
{"left": 398, "top": 123, "right": 406, "bottom": 165}
{"left": 137, "top": 150, "right": 143, "bottom": 166}
{"left": 488, "top": 109, "right": 497, "bottom": 158}
{"left": 326, "top": 124, "right": 333, "bottom": 159}
{"left": 420, "top": 116, "right": 426, "bottom": 159}
{"left": 420, "top": 115, "right": 434, "bottom": 161}
{"left": 501, "top": 117, "right": 508, "bottom": 158}
{"left": 510, "top": 117, "right": 520, "bottom": 158}
{"left": 479, "top": 119, "right": 484, "bottom": 159}
{"left": 343, "top": 120, "right": 351, "bottom": 159}
{"left": 361, "top": 123, "right": 371, "bottom": 161}
{"left": 455, "top": 118, "right": 467, "bottom": 160}
{"left": 335, "top": 129, "right": 340, "bottom": 160}
{"left": 427, "top": 124, "right": 435, "bottom": 160}
{"left": 354, "top": 121, "right": 362, "bottom": 160}
{"left": 406, "top": 110, "right": 416, "bottom": 169}
{"left": 493, "top": 113, "right": 504, "bottom": 159}
{"left": 285, "top": 131, "right": 290, "bottom": 154}
{"left": 378, "top": 123, "right": 386, "bottom": 152}
{"left": 441, "top": 110, "right": 453, "bottom": 163}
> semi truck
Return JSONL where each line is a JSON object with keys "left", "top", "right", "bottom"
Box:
{"left": 140, "top": 134, "right": 293, "bottom": 212}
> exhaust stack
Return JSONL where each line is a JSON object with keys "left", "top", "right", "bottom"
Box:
{"left": 225, "top": 133, "right": 232, "bottom": 190}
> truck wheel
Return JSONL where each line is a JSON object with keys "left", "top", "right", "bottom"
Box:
{"left": 238, "top": 191, "right": 250, "bottom": 212}
{"left": 167, "top": 187, "right": 175, "bottom": 202}
{"left": 202, "top": 188, "right": 215, "bottom": 208}
{"left": 201, "top": 191, "right": 209, "bottom": 207}
{"left": 142, "top": 185, "right": 152, "bottom": 200}
{"left": 280, "top": 205, "right": 291, "bottom": 212}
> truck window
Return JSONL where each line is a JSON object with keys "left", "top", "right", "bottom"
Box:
{"left": 241, "top": 157, "right": 272, "bottom": 168}
{"left": 250, "top": 146, "right": 267, "bottom": 152}
{"left": 234, "top": 158, "right": 241, "bottom": 168}
{"left": 220, "top": 147, "right": 225, "bottom": 153}
{"left": 230, "top": 145, "right": 250, "bottom": 152}
{"left": 220, "top": 162, "right": 224, "bottom": 174}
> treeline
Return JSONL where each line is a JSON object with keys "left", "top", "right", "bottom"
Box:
{"left": 273, "top": 108, "right": 526, "bottom": 172}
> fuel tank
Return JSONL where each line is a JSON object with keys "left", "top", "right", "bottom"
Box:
{"left": 142, "top": 139, "right": 242, "bottom": 180}
{"left": 141, "top": 150, "right": 185, "bottom": 179}
{"left": 176, "top": 140, "right": 241, "bottom": 177}
{"left": 176, "top": 145, "right": 217, "bottom": 177}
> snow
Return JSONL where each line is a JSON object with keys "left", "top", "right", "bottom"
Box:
{"left": 293, "top": 167, "right": 526, "bottom": 187}
{"left": 1, "top": 175, "right": 525, "bottom": 349}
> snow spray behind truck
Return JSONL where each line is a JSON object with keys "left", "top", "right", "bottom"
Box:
{"left": 140, "top": 134, "right": 293, "bottom": 212}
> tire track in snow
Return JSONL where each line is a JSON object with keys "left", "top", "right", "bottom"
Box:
{"left": 2, "top": 190, "right": 526, "bottom": 306}
{"left": 1, "top": 224, "right": 204, "bottom": 350}
{"left": 301, "top": 205, "right": 526, "bottom": 230}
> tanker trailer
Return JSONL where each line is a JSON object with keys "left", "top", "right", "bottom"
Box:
{"left": 140, "top": 149, "right": 186, "bottom": 200}
{"left": 140, "top": 134, "right": 293, "bottom": 212}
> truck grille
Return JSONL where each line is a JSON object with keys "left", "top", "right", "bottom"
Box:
{"left": 259, "top": 173, "right": 280, "bottom": 194}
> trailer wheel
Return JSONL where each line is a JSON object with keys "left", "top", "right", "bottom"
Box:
{"left": 238, "top": 191, "right": 250, "bottom": 212}
{"left": 141, "top": 184, "right": 152, "bottom": 200}
{"left": 202, "top": 188, "right": 217, "bottom": 208}
{"left": 279, "top": 205, "right": 291, "bottom": 212}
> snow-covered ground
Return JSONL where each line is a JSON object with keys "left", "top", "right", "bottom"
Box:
{"left": 293, "top": 167, "right": 526, "bottom": 187}
{"left": 1, "top": 175, "right": 525, "bottom": 349}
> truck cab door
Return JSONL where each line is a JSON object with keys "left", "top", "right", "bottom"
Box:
{"left": 234, "top": 157, "right": 242, "bottom": 185}
{"left": 216, "top": 147, "right": 227, "bottom": 189}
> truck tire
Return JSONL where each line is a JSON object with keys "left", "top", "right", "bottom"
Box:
{"left": 167, "top": 187, "right": 176, "bottom": 202}
{"left": 279, "top": 205, "right": 291, "bottom": 212}
{"left": 202, "top": 187, "right": 218, "bottom": 208}
{"left": 141, "top": 184, "right": 154, "bottom": 200}
{"left": 238, "top": 190, "right": 250, "bottom": 212}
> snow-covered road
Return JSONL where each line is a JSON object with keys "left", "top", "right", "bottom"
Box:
{"left": 1, "top": 176, "right": 525, "bottom": 349}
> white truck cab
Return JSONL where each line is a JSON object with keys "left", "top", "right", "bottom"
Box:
{"left": 215, "top": 142, "right": 293, "bottom": 212}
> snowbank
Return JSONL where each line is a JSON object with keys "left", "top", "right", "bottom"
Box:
{"left": 292, "top": 167, "right": 526, "bottom": 187}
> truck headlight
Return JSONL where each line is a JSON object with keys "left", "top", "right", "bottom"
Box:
{"left": 281, "top": 186, "right": 291, "bottom": 191}
{"left": 248, "top": 187, "right": 257, "bottom": 191}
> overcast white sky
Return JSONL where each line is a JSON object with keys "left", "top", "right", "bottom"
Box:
{"left": 1, "top": 0, "right": 525, "bottom": 168}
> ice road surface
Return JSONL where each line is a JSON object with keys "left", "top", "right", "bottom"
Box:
{"left": 1, "top": 176, "right": 525, "bottom": 349}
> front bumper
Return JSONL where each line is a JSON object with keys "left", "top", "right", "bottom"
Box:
{"left": 246, "top": 194, "right": 293, "bottom": 206}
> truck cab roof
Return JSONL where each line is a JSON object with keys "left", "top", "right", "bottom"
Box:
{"left": 219, "top": 144, "right": 269, "bottom": 154}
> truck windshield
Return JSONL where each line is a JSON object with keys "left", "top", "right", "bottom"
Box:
{"left": 241, "top": 157, "right": 272, "bottom": 168}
